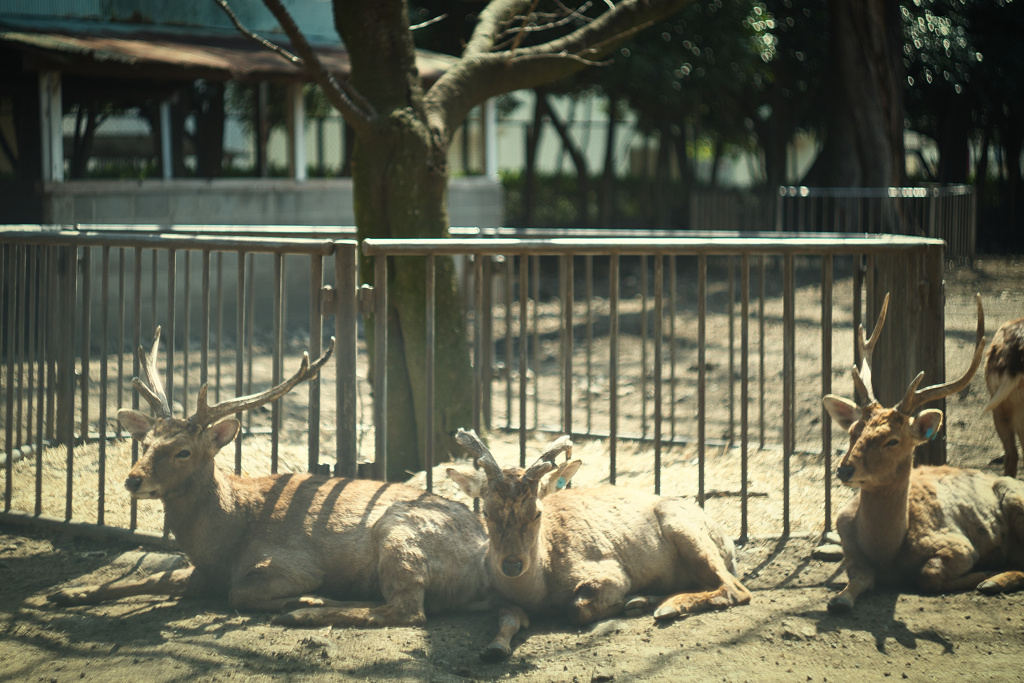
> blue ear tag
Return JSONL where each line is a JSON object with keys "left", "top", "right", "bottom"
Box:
{"left": 556, "top": 476, "right": 566, "bottom": 490}
{"left": 925, "top": 427, "right": 936, "bottom": 441}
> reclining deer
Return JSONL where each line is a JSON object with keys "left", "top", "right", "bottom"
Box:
{"left": 450, "top": 429, "right": 750, "bottom": 661}
{"left": 984, "top": 315, "right": 1024, "bottom": 477}
{"left": 49, "top": 327, "right": 490, "bottom": 627}
{"left": 823, "top": 294, "right": 1024, "bottom": 613}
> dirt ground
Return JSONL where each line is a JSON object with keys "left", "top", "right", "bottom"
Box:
{"left": 2, "top": 255, "right": 1024, "bottom": 682}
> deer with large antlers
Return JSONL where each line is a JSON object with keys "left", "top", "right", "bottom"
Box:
{"left": 48, "top": 328, "right": 490, "bottom": 627}
{"left": 984, "top": 316, "right": 1024, "bottom": 478}
{"left": 450, "top": 429, "right": 750, "bottom": 661}
{"left": 823, "top": 294, "right": 1024, "bottom": 613}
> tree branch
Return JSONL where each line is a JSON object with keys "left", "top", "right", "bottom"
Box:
{"left": 428, "top": 0, "right": 695, "bottom": 136}
{"left": 212, "top": 0, "right": 375, "bottom": 128}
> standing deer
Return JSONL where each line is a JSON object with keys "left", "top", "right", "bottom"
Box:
{"left": 48, "top": 328, "right": 490, "bottom": 627}
{"left": 984, "top": 316, "right": 1024, "bottom": 477}
{"left": 450, "top": 429, "right": 750, "bottom": 661}
{"left": 823, "top": 294, "right": 1024, "bottom": 613}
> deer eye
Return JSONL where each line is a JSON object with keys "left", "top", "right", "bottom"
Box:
{"left": 174, "top": 449, "right": 191, "bottom": 459}
{"left": 885, "top": 438, "right": 899, "bottom": 447}
{"left": 533, "top": 510, "right": 541, "bottom": 521}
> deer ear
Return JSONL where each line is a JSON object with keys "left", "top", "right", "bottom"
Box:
{"left": 540, "top": 459, "right": 582, "bottom": 497}
{"left": 822, "top": 395, "right": 861, "bottom": 431}
{"left": 117, "top": 409, "right": 153, "bottom": 439}
{"left": 911, "top": 409, "right": 944, "bottom": 442}
{"left": 207, "top": 418, "right": 240, "bottom": 450}
{"left": 447, "top": 467, "right": 487, "bottom": 499}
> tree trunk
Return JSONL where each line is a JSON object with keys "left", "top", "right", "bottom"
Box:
{"left": 538, "top": 93, "right": 590, "bottom": 226}
{"left": 340, "top": 5, "right": 473, "bottom": 480}
{"left": 598, "top": 99, "right": 619, "bottom": 227}
{"left": 805, "top": 0, "right": 904, "bottom": 189}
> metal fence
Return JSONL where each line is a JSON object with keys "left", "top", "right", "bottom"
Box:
{"left": 691, "top": 185, "right": 975, "bottom": 265}
{"left": 2, "top": 226, "right": 947, "bottom": 543}
{"left": 0, "top": 227, "right": 360, "bottom": 543}
{"left": 364, "top": 233, "right": 946, "bottom": 540}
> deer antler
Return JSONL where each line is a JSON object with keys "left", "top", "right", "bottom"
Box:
{"left": 537, "top": 435, "right": 573, "bottom": 464}
{"left": 455, "top": 428, "right": 503, "bottom": 482}
{"left": 134, "top": 326, "right": 172, "bottom": 418}
{"left": 895, "top": 293, "right": 985, "bottom": 415}
{"left": 852, "top": 293, "right": 890, "bottom": 406}
{"left": 189, "top": 337, "right": 336, "bottom": 429}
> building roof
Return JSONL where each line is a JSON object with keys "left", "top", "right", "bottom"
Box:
{"left": 0, "top": 16, "right": 455, "bottom": 83}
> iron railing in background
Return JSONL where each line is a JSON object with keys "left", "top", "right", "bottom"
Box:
{"left": 691, "top": 185, "right": 975, "bottom": 265}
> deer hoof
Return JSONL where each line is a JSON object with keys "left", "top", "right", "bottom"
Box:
{"left": 977, "top": 579, "right": 1002, "bottom": 595}
{"left": 827, "top": 595, "right": 853, "bottom": 614}
{"left": 480, "top": 642, "right": 511, "bottom": 662}
{"left": 652, "top": 602, "right": 682, "bottom": 621}
{"left": 624, "top": 596, "right": 651, "bottom": 617}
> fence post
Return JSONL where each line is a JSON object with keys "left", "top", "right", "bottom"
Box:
{"left": 868, "top": 243, "right": 946, "bottom": 465}
{"left": 919, "top": 242, "right": 946, "bottom": 465}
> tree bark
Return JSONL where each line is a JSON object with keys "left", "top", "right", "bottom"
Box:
{"left": 806, "top": 0, "right": 904, "bottom": 190}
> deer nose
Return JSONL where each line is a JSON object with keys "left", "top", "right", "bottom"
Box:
{"left": 501, "top": 559, "right": 524, "bottom": 577}
{"left": 125, "top": 477, "right": 142, "bottom": 493}
{"left": 836, "top": 465, "right": 855, "bottom": 483}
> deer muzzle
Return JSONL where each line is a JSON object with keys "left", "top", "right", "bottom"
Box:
{"left": 836, "top": 465, "right": 855, "bottom": 483}
{"left": 500, "top": 558, "right": 524, "bottom": 578}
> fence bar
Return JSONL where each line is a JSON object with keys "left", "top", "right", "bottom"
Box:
{"left": 80, "top": 248, "right": 91, "bottom": 443}
{"left": 518, "top": 254, "right": 528, "bottom": 466}
{"left": 473, "top": 254, "right": 484, "bottom": 436}
{"left": 821, "top": 255, "right": 834, "bottom": 532}
{"left": 130, "top": 246, "right": 141, "bottom": 529}
{"left": 653, "top": 256, "right": 663, "bottom": 495}
{"left": 308, "top": 253, "right": 323, "bottom": 473}
{"left": 609, "top": 254, "right": 619, "bottom": 485}
{"left": 640, "top": 255, "right": 648, "bottom": 439}
{"left": 782, "top": 254, "right": 795, "bottom": 536}
{"left": 3, "top": 245, "right": 13, "bottom": 512}
{"left": 373, "top": 253, "right": 388, "bottom": 481}
{"left": 335, "top": 242, "right": 358, "bottom": 479}
{"left": 98, "top": 246, "right": 110, "bottom": 526}
{"left": 740, "top": 254, "right": 750, "bottom": 544}
{"left": 585, "top": 255, "right": 594, "bottom": 434}
{"left": 271, "top": 253, "right": 284, "bottom": 473}
{"left": 562, "top": 254, "right": 574, "bottom": 436}
{"left": 425, "top": 254, "right": 435, "bottom": 492}
{"left": 697, "top": 254, "right": 707, "bottom": 507}
{"left": 183, "top": 252, "right": 191, "bottom": 415}
{"left": 234, "top": 250, "right": 245, "bottom": 474}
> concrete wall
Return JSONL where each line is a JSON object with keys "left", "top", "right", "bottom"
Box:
{"left": 43, "top": 176, "right": 504, "bottom": 229}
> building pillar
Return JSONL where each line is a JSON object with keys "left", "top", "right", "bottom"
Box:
{"left": 38, "top": 70, "right": 63, "bottom": 183}
{"left": 288, "top": 82, "right": 306, "bottom": 181}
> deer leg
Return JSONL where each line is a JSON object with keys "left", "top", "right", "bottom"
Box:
{"left": 273, "top": 594, "right": 427, "bottom": 628}
{"left": 916, "top": 535, "right": 981, "bottom": 594}
{"left": 480, "top": 605, "right": 529, "bottom": 662}
{"left": 978, "top": 571, "right": 1024, "bottom": 594}
{"left": 569, "top": 567, "right": 631, "bottom": 625}
{"left": 992, "top": 403, "right": 1020, "bottom": 478}
{"left": 48, "top": 566, "right": 196, "bottom": 606}
{"left": 653, "top": 504, "right": 751, "bottom": 620}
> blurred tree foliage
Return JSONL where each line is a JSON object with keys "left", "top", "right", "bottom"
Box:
{"left": 410, "top": 1, "right": 1023, "bottom": 244}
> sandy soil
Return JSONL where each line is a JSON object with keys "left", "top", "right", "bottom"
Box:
{"left": 2, "top": 255, "right": 1024, "bottom": 682}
